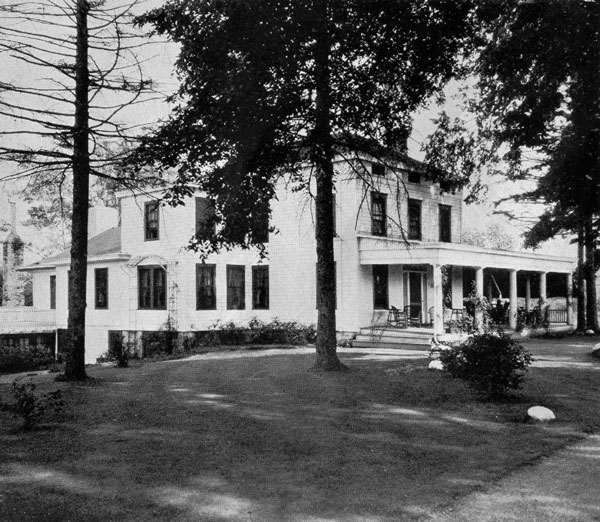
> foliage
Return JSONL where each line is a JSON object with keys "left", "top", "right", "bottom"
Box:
{"left": 447, "top": 314, "right": 477, "bottom": 335}
{"left": 107, "top": 334, "right": 130, "bottom": 368}
{"left": 141, "top": 317, "right": 179, "bottom": 358}
{"left": 439, "top": 331, "right": 533, "bottom": 399}
{"left": 463, "top": 283, "right": 491, "bottom": 331}
{"left": 214, "top": 318, "right": 317, "bottom": 346}
{"left": 135, "top": 0, "right": 479, "bottom": 369}
{"left": 0, "top": 382, "right": 64, "bottom": 431}
{"left": 0, "top": 343, "right": 55, "bottom": 374}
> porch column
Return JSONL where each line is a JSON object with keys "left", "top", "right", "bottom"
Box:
{"left": 509, "top": 269, "right": 518, "bottom": 330}
{"left": 432, "top": 264, "right": 444, "bottom": 335}
{"left": 475, "top": 267, "right": 484, "bottom": 296}
{"left": 539, "top": 272, "right": 547, "bottom": 303}
{"left": 525, "top": 275, "right": 531, "bottom": 311}
{"left": 567, "top": 272, "right": 574, "bottom": 326}
{"left": 475, "top": 267, "right": 484, "bottom": 330}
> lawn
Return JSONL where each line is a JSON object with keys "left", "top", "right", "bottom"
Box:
{"left": 0, "top": 338, "right": 599, "bottom": 522}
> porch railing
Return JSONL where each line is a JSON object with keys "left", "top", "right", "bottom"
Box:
{"left": 0, "top": 308, "right": 56, "bottom": 333}
{"left": 547, "top": 309, "right": 568, "bottom": 324}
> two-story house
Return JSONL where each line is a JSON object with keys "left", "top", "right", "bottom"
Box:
{"left": 20, "top": 154, "right": 576, "bottom": 363}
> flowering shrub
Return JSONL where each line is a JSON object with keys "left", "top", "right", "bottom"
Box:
{"left": 439, "top": 331, "right": 533, "bottom": 399}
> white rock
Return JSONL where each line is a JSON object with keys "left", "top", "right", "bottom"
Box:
{"left": 428, "top": 360, "right": 444, "bottom": 371}
{"left": 527, "top": 406, "right": 556, "bottom": 422}
{"left": 592, "top": 343, "right": 600, "bottom": 357}
{"left": 585, "top": 329, "right": 596, "bottom": 336}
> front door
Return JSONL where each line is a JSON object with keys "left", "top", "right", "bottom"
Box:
{"left": 404, "top": 271, "right": 426, "bottom": 322}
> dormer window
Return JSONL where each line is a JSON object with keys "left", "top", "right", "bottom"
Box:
{"left": 372, "top": 163, "right": 386, "bottom": 177}
{"left": 408, "top": 199, "right": 422, "bottom": 240}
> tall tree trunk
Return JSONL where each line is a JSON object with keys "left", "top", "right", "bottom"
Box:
{"left": 312, "top": 0, "right": 344, "bottom": 371}
{"left": 64, "top": 0, "right": 90, "bottom": 380}
{"left": 577, "top": 223, "right": 586, "bottom": 331}
{"left": 585, "top": 217, "right": 599, "bottom": 332}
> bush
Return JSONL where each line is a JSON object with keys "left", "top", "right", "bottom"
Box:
{"left": 439, "top": 331, "right": 533, "bottom": 399}
{"left": 0, "top": 343, "right": 55, "bottom": 374}
{"left": 0, "top": 382, "right": 64, "bottom": 431}
{"left": 108, "top": 334, "right": 129, "bottom": 368}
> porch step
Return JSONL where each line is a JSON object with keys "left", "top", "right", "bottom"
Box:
{"left": 352, "top": 327, "right": 434, "bottom": 349}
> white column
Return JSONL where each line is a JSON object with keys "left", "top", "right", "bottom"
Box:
{"left": 566, "top": 273, "right": 574, "bottom": 326}
{"left": 540, "top": 272, "right": 547, "bottom": 303}
{"left": 475, "top": 267, "right": 484, "bottom": 330}
{"left": 509, "top": 269, "right": 518, "bottom": 330}
{"left": 432, "top": 264, "right": 444, "bottom": 334}
{"left": 525, "top": 274, "right": 531, "bottom": 311}
{"left": 475, "top": 267, "right": 484, "bottom": 296}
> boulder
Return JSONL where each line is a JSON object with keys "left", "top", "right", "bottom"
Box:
{"left": 585, "top": 329, "right": 596, "bottom": 336}
{"left": 428, "top": 360, "right": 444, "bottom": 371}
{"left": 527, "top": 406, "right": 556, "bottom": 422}
{"left": 591, "top": 343, "right": 600, "bottom": 358}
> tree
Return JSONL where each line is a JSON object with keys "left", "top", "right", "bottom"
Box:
{"left": 135, "top": 0, "right": 477, "bottom": 370}
{"left": 0, "top": 1, "right": 161, "bottom": 379}
{"left": 426, "top": 1, "right": 600, "bottom": 331}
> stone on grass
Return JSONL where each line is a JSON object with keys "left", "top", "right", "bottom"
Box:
{"left": 585, "top": 329, "right": 596, "bottom": 336}
{"left": 527, "top": 406, "right": 556, "bottom": 422}
{"left": 428, "top": 360, "right": 444, "bottom": 371}
{"left": 591, "top": 343, "right": 600, "bottom": 358}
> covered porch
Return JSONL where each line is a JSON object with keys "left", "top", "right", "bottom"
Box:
{"left": 358, "top": 236, "right": 576, "bottom": 335}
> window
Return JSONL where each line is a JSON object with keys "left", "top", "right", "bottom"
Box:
{"left": 372, "top": 163, "right": 385, "bottom": 177}
{"left": 408, "top": 171, "right": 420, "bottom": 184}
{"left": 195, "top": 197, "right": 216, "bottom": 240}
{"left": 50, "top": 275, "right": 56, "bottom": 310}
{"left": 227, "top": 265, "right": 245, "bottom": 310}
{"left": 144, "top": 201, "right": 160, "bottom": 241}
{"left": 2, "top": 242, "right": 7, "bottom": 264}
{"left": 373, "top": 265, "right": 389, "bottom": 309}
{"left": 196, "top": 264, "right": 216, "bottom": 310}
{"left": 138, "top": 266, "right": 166, "bottom": 309}
{"left": 371, "top": 192, "right": 387, "bottom": 236}
{"left": 408, "top": 199, "right": 422, "bottom": 240}
{"left": 95, "top": 268, "right": 108, "bottom": 309}
{"left": 252, "top": 266, "right": 269, "bottom": 309}
{"left": 439, "top": 205, "right": 452, "bottom": 243}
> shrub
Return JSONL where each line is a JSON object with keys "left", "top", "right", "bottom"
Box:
{"left": 108, "top": 333, "right": 129, "bottom": 368}
{"left": 0, "top": 343, "right": 55, "bottom": 374}
{"left": 439, "top": 331, "right": 533, "bottom": 399}
{"left": 0, "top": 382, "right": 64, "bottom": 431}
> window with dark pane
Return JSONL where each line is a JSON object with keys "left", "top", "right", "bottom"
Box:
{"left": 95, "top": 268, "right": 108, "bottom": 309}
{"left": 408, "top": 171, "right": 420, "bottom": 184}
{"left": 196, "top": 264, "right": 216, "bottom": 310}
{"left": 373, "top": 265, "right": 389, "bottom": 309}
{"left": 252, "top": 266, "right": 269, "bottom": 310}
{"left": 227, "top": 265, "right": 245, "bottom": 310}
{"left": 372, "top": 163, "right": 385, "bottom": 177}
{"left": 144, "top": 201, "right": 160, "bottom": 241}
{"left": 439, "top": 204, "right": 452, "bottom": 243}
{"left": 371, "top": 192, "right": 387, "bottom": 236}
{"left": 138, "top": 266, "right": 167, "bottom": 310}
{"left": 195, "top": 197, "right": 216, "bottom": 240}
{"left": 408, "top": 199, "right": 422, "bottom": 240}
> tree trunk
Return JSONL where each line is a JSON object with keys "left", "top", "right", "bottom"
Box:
{"left": 577, "top": 222, "right": 586, "bottom": 331}
{"left": 585, "top": 217, "right": 599, "bottom": 332}
{"left": 312, "top": 0, "right": 344, "bottom": 372}
{"left": 64, "top": 0, "right": 90, "bottom": 380}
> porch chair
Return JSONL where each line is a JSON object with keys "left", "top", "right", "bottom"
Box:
{"left": 387, "top": 306, "right": 407, "bottom": 328}
{"left": 404, "top": 305, "right": 422, "bottom": 327}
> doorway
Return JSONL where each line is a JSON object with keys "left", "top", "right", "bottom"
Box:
{"left": 404, "top": 270, "right": 427, "bottom": 324}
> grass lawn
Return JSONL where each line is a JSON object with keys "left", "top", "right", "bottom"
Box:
{"left": 0, "top": 338, "right": 599, "bottom": 522}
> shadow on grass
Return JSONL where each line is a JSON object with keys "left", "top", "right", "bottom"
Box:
{"left": 0, "top": 343, "right": 599, "bottom": 522}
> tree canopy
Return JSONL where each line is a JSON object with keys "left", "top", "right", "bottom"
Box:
{"left": 136, "top": 0, "right": 478, "bottom": 369}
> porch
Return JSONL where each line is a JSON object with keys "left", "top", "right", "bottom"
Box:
{"left": 358, "top": 236, "right": 576, "bottom": 336}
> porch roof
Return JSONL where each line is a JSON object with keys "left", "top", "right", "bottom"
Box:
{"left": 358, "top": 235, "right": 575, "bottom": 274}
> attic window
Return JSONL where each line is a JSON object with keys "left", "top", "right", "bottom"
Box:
{"left": 408, "top": 171, "right": 420, "bottom": 184}
{"left": 372, "top": 163, "right": 386, "bottom": 177}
